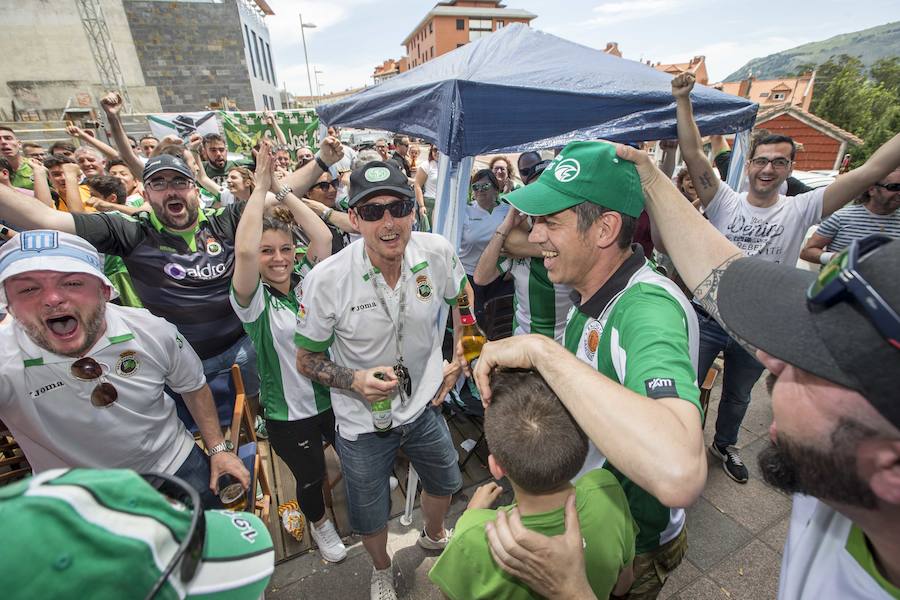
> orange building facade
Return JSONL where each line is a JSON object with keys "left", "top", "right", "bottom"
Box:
{"left": 756, "top": 104, "right": 863, "bottom": 171}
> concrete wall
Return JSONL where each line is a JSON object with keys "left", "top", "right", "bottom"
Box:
{"left": 122, "top": 0, "right": 255, "bottom": 112}
{"left": 0, "top": 0, "right": 161, "bottom": 120}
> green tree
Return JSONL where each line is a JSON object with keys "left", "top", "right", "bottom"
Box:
{"left": 810, "top": 54, "right": 865, "bottom": 115}
{"left": 870, "top": 56, "right": 900, "bottom": 95}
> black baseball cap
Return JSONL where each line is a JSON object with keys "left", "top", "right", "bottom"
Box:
{"left": 717, "top": 241, "right": 900, "bottom": 428}
{"left": 142, "top": 154, "right": 194, "bottom": 183}
{"left": 347, "top": 160, "right": 413, "bottom": 208}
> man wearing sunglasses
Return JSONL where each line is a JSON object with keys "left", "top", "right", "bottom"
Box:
{"left": 673, "top": 72, "right": 900, "bottom": 485}
{"left": 295, "top": 160, "right": 467, "bottom": 600}
{"left": 0, "top": 141, "right": 344, "bottom": 397}
{"left": 0, "top": 231, "right": 248, "bottom": 509}
{"left": 476, "top": 144, "right": 900, "bottom": 600}
{"left": 802, "top": 168, "right": 900, "bottom": 265}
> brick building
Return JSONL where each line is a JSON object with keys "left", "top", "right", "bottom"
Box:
{"left": 717, "top": 72, "right": 815, "bottom": 112}
{"left": 756, "top": 103, "right": 863, "bottom": 170}
{"left": 653, "top": 56, "right": 709, "bottom": 86}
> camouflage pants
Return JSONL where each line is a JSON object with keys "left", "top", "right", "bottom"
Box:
{"left": 623, "top": 526, "right": 688, "bottom": 600}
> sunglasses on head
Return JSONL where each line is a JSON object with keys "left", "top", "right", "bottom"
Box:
{"left": 875, "top": 182, "right": 900, "bottom": 192}
{"left": 312, "top": 180, "right": 337, "bottom": 192}
{"left": 141, "top": 472, "right": 206, "bottom": 600}
{"left": 355, "top": 199, "right": 415, "bottom": 221}
{"left": 519, "top": 160, "right": 550, "bottom": 182}
{"left": 808, "top": 234, "right": 900, "bottom": 349}
{"left": 70, "top": 357, "right": 118, "bottom": 407}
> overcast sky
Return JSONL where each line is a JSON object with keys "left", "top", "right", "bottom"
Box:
{"left": 262, "top": 0, "right": 899, "bottom": 96}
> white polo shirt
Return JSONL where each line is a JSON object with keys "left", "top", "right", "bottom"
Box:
{"left": 458, "top": 201, "right": 510, "bottom": 275}
{"left": 0, "top": 303, "right": 205, "bottom": 474}
{"left": 295, "top": 233, "right": 467, "bottom": 440}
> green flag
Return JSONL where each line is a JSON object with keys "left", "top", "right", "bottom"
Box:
{"left": 218, "top": 110, "right": 320, "bottom": 159}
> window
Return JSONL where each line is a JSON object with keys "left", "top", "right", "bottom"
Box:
{"left": 266, "top": 42, "right": 277, "bottom": 86}
{"left": 243, "top": 24, "right": 250, "bottom": 50}
{"left": 251, "top": 31, "right": 263, "bottom": 81}
{"left": 429, "top": 22, "right": 433, "bottom": 34}
{"left": 246, "top": 28, "right": 257, "bottom": 78}
{"left": 469, "top": 18, "right": 492, "bottom": 41}
{"left": 773, "top": 92, "right": 786, "bottom": 101}
{"left": 260, "top": 38, "right": 272, "bottom": 84}
{"left": 456, "top": 18, "right": 464, "bottom": 30}
{"left": 496, "top": 20, "right": 504, "bottom": 29}
{"left": 759, "top": 92, "right": 769, "bottom": 98}
{"left": 457, "top": 43, "right": 465, "bottom": 48}
{"left": 262, "top": 95, "right": 269, "bottom": 109}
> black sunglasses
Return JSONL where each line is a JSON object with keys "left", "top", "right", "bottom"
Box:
{"left": 142, "top": 472, "right": 206, "bottom": 600}
{"left": 312, "top": 180, "right": 338, "bottom": 192}
{"left": 70, "top": 357, "right": 117, "bottom": 407}
{"left": 875, "top": 182, "right": 900, "bottom": 192}
{"left": 355, "top": 199, "right": 415, "bottom": 221}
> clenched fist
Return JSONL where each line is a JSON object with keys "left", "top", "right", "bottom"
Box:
{"left": 671, "top": 72, "right": 696, "bottom": 100}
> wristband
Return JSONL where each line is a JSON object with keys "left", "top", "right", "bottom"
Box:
{"left": 321, "top": 207, "right": 333, "bottom": 223}
{"left": 274, "top": 184, "right": 292, "bottom": 203}
{"left": 819, "top": 251, "right": 836, "bottom": 265}
{"left": 315, "top": 155, "right": 330, "bottom": 172}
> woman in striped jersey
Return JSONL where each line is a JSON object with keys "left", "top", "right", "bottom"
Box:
{"left": 230, "top": 141, "right": 348, "bottom": 562}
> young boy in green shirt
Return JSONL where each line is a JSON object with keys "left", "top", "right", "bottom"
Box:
{"left": 429, "top": 370, "right": 636, "bottom": 599}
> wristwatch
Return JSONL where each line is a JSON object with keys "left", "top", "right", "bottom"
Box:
{"left": 321, "top": 207, "right": 334, "bottom": 223}
{"left": 208, "top": 440, "right": 235, "bottom": 456}
{"left": 274, "top": 184, "right": 292, "bottom": 203}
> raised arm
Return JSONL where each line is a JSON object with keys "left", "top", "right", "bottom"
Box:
{"left": 99, "top": 92, "right": 145, "bottom": 178}
{"left": 0, "top": 184, "right": 76, "bottom": 233}
{"left": 503, "top": 226, "right": 543, "bottom": 258}
{"left": 672, "top": 73, "right": 720, "bottom": 207}
{"left": 820, "top": 132, "right": 900, "bottom": 217}
{"left": 28, "top": 158, "right": 54, "bottom": 208}
{"left": 62, "top": 163, "right": 88, "bottom": 214}
{"left": 66, "top": 125, "right": 120, "bottom": 160}
{"left": 231, "top": 143, "right": 273, "bottom": 306}
{"left": 302, "top": 197, "right": 357, "bottom": 234}
{"left": 473, "top": 208, "right": 528, "bottom": 285}
{"left": 279, "top": 136, "right": 344, "bottom": 199}
{"left": 263, "top": 111, "right": 288, "bottom": 147}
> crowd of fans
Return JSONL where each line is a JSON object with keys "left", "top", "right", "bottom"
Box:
{"left": 0, "top": 71, "right": 898, "bottom": 600}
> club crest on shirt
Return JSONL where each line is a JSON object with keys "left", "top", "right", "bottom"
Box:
{"left": 297, "top": 303, "right": 308, "bottom": 325}
{"left": 582, "top": 319, "right": 603, "bottom": 361}
{"left": 415, "top": 274, "right": 432, "bottom": 301}
{"left": 115, "top": 350, "right": 140, "bottom": 377}
{"left": 175, "top": 334, "right": 184, "bottom": 349}
{"left": 206, "top": 237, "right": 222, "bottom": 256}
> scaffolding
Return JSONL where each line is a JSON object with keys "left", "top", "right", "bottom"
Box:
{"left": 75, "top": 0, "right": 132, "bottom": 112}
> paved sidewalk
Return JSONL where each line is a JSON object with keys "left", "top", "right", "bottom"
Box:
{"left": 268, "top": 375, "right": 787, "bottom": 600}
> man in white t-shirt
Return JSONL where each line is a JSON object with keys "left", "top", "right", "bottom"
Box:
{"left": 0, "top": 230, "right": 248, "bottom": 509}
{"left": 478, "top": 143, "right": 900, "bottom": 600}
{"left": 295, "top": 160, "right": 466, "bottom": 600}
{"left": 673, "top": 71, "right": 898, "bottom": 484}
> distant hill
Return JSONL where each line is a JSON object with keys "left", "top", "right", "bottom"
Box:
{"left": 724, "top": 21, "right": 900, "bottom": 82}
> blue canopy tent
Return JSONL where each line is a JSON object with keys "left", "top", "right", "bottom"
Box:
{"left": 317, "top": 22, "right": 757, "bottom": 254}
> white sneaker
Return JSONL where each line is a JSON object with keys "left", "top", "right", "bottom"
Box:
{"left": 417, "top": 527, "right": 453, "bottom": 551}
{"left": 370, "top": 566, "right": 397, "bottom": 600}
{"left": 310, "top": 519, "right": 347, "bottom": 563}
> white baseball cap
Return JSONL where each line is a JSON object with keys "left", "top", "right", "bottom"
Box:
{"left": 0, "top": 230, "right": 118, "bottom": 310}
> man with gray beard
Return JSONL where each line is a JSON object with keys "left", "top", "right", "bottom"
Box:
{"left": 0, "top": 230, "right": 248, "bottom": 509}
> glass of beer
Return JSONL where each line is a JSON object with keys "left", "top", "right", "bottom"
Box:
{"left": 218, "top": 474, "right": 247, "bottom": 511}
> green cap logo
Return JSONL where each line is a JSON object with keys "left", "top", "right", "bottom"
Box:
{"left": 365, "top": 167, "right": 391, "bottom": 182}
{"left": 553, "top": 158, "right": 581, "bottom": 183}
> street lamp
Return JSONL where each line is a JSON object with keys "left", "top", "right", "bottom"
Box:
{"left": 314, "top": 69, "right": 324, "bottom": 97}
{"left": 299, "top": 13, "right": 317, "bottom": 99}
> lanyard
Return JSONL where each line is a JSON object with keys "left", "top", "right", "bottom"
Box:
{"left": 362, "top": 246, "right": 407, "bottom": 365}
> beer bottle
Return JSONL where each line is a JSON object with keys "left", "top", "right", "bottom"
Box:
{"left": 458, "top": 294, "right": 487, "bottom": 364}
{"left": 371, "top": 372, "right": 393, "bottom": 432}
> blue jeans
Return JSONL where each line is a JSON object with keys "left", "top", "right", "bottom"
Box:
{"left": 695, "top": 306, "right": 765, "bottom": 448}
{"left": 173, "top": 443, "right": 223, "bottom": 510}
{"left": 335, "top": 406, "right": 462, "bottom": 535}
{"left": 201, "top": 334, "right": 260, "bottom": 397}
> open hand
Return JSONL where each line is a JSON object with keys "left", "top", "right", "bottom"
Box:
{"left": 468, "top": 482, "right": 503, "bottom": 510}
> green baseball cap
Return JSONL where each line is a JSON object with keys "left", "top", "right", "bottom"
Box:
{"left": 503, "top": 141, "right": 644, "bottom": 218}
{"left": 0, "top": 469, "right": 274, "bottom": 600}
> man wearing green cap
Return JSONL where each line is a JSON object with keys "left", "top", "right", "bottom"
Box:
{"left": 466, "top": 141, "right": 705, "bottom": 599}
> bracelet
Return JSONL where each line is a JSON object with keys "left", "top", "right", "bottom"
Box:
{"left": 274, "top": 184, "right": 292, "bottom": 203}
{"left": 315, "top": 155, "right": 330, "bottom": 172}
{"left": 819, "top": 251, "right": 836, "bottom": 265}
{"left": 321, "top": 207, "right": 333, "bottom": 223}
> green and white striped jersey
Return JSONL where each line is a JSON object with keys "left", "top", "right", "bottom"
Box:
{"left": 230, "top": 262, "right": 331, "bottom": 422}
{"left": 564, "top": 248, "right": 701, "bottom": 554}
{"left": 497, "top": 256, "right": 572, "bottom": 342}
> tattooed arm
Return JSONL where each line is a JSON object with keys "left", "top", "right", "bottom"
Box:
{"left": 296, "top": 347, "right": 398, "bottom": 403}
{"left": 672, "top": 73, "right": 721, "bottom": 208}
